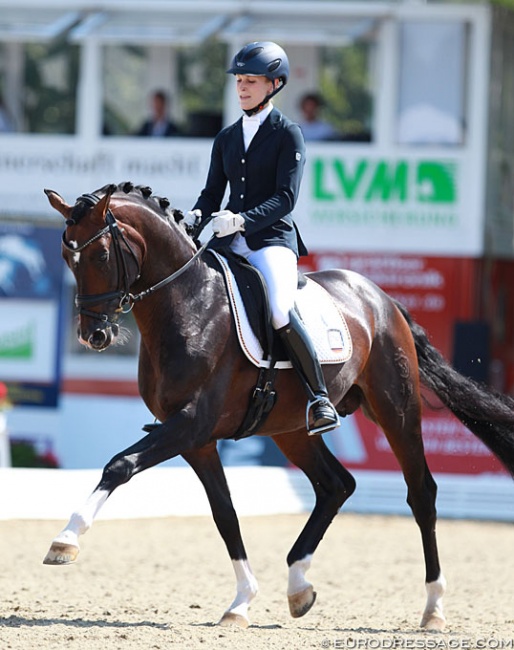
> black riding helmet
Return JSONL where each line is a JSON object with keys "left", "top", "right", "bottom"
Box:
{"left": 227, "top": 41, "right": 290, "bottom": 116}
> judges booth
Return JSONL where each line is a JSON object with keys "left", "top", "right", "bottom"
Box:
{"left": 1, "top": 0, "right": 514, "bottom": 519}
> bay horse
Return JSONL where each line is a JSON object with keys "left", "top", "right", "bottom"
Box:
{"left": 44, "top": 182, "right": 514, "bottom": 631}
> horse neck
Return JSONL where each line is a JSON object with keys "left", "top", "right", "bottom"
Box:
{"left": 135, "top": 211, "right": 198, "bottom": 285}
{"left": 130, "top": 213, "right": 213, "bottom": 336}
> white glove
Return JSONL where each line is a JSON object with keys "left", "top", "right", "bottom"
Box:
{"left": 211, "top": 210, "right": 245, "bottom": 238}
{"left": 181, "top": 209, "right": 202, "bottom": 232}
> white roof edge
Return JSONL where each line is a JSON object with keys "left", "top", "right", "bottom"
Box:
{"left": 0, "top": 0, "right": 489, "bottom": 16}
{"left": 0, "top": 10, "right": 83, "bottom": 42}
{"left": 0, "top": 0, "right": 240, "bottom": 10}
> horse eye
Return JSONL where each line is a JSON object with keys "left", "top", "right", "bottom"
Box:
{"left": 99, "top": 250, "right": 109, "bottom": 263}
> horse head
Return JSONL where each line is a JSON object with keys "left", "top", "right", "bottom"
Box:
{"left": 45, "top": 183, "right": 146, "bottom": 351}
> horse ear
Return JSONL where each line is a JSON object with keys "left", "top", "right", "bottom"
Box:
{"left": 91, "top": 185, "right": 116, "bottom": 225}
{"left": 44, "top": 189, "right": 73, "bottom": 221}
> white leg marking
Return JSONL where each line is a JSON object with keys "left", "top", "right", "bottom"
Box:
{"left": 224, "top": 559, "right": 259, "bottom": 620}
{"left": 422, "top": 573, "right": 447, "bottom": 627}
{"left": 53, "top": 489, "right": 110, "bottom": 547}
{"left": 288, "top": 554, "right": 313, "bottom": 597}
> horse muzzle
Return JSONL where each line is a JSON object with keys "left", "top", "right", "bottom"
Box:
{"left": 79, "top": 323, "right": 119, "bottom": 351}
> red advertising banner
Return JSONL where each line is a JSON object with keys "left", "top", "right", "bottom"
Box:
{"left": 301, "top": 252, "right": 505, "bottom": 475}
{"left": 332, "top": 410, "right": 504, "bottom": 475}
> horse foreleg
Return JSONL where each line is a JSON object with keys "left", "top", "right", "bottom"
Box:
{"left": 219, "top": 559, "right": 258, "bottom": 628}
{"left": 43, "top": 415, "right": 201, "bottom": 566}
{"left": 287, "top": 554, "right": 317, "bottom": 618}
{"left": 43, "top": 488, "right": 109, "bottom": 564}
{"left": 272, "top": 432, "right": 356, "bottom": 618}
{"left": 421, "top": 573, "right": 446, "bottom": 630}
{"left": 183, "top": 444, "right": 258, "bottom": 628}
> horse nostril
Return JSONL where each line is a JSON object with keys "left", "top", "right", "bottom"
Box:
{"left": 89, "top": 329, "right": 108, "bottom": 350}
{"left": 111, "top": 324, "right": 119, "bottom": 337}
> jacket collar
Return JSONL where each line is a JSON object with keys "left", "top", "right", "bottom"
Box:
{"left": 238, "top": 107, "right": 282, "bottom": 152}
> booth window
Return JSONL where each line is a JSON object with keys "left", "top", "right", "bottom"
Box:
{"left": 1, "top": 40, "right": 78, "bottom": 134}
{"left": 103, "top": 44, "right": 148, "bottom": 136}
{"left": 397, "top": 21, "right": 468, "bottom": 146}
{"left": 24, "top": 41, "right": 79, "bottom": 134}
{"left": 177, "top": 40, "right": 226, "bottom": 137}
{"left": 320, "top": 42, "right": 374, "bottom": 143}
{"left": 0, "top": 45, "right": 16, "bottom": 133}
{"left": 102, "top": 40, "right": 226, "bottom": 137}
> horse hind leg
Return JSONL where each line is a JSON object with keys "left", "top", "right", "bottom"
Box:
{"left": 272, "top": 431, "right": 356, "bottom": 618}
{"left": 362, "top": 342, "right": 446, "bottom": 630}
{"left": 406, "top": 458, "right": 446, "bottom": 630}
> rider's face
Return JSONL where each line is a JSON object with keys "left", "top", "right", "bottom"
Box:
{"left": 236, "top": 75, "right": 274, "bottom": 112}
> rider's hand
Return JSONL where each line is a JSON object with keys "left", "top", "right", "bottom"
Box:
{"left": 211, "top": 211, "right": 245, "bottom": 238}
{"left": 181, "top": 209, "right": 202, "bottom": 234}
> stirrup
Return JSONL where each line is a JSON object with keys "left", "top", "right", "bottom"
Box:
{"left": 142, "top": 420, "right": 160, "bottom": 433}
{"left": 305, "top": 397, "right": 340, "bottom": 436}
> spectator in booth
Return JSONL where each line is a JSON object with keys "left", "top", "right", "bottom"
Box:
{"left": 135, "top": 90, "right": 179, "bottom": 137}
{"left": 298, "top": 92, "right": 339, "bottom": 142}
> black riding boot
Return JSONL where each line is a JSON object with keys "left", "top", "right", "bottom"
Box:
{"left": 278, "top": 310, "right": 340, "bottom": 435}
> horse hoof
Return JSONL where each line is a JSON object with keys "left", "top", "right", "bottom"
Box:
{"left": 43, "top": 542, "right": 79, "bottom": 565}
{"left": 218, "top": 611, "right": 250, "bottom": 628}
{"left": 288, "top": 585, "right": 317, "bottom": 618}
{"left": 420, "top": 614, "right": 446, "bottom": 631}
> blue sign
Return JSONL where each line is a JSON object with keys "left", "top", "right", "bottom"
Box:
{"left": 0, "top": 223, "right": 64, "bottom": 407}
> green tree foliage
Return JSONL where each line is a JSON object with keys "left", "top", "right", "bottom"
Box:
{"left": 491, "top": 0, "right": 514, "bottom": 8}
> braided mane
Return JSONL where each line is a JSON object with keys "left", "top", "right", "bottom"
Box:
{"left": 70, "top": 181, "right": 185, "bottom": 226}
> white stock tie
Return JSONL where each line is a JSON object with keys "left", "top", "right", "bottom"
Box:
{"left": 243, "top": 114, "right": 260, "bottom": 150}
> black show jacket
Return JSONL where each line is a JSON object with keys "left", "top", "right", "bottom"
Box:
{"left": 193, "top": 107, "right": 308, "bottom": 257}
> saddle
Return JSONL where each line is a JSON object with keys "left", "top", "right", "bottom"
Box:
{"left": 208, "top": 249, "right": 352, "bottom": 440}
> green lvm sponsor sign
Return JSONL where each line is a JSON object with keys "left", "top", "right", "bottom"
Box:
{"left": 311, "top": 158, "right": 458, "bottom": 228}
{"left": 0, "top": 322, "right": 34, "bottom": 359}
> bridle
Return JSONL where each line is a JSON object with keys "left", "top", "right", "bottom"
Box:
{"left": 62, "top": 193, "right": 208, "bottom": 325}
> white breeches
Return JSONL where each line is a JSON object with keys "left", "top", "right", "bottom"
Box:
{"left": 230, "top": 235, "right": 297, "bottom": 330}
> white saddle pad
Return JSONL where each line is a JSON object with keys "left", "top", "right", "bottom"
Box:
{"left": 210, "top": 251, "right": 353, "bottom": 369}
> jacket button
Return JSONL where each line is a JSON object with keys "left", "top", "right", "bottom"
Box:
{"left": 241, "top": 158, "right": 245, "bottom": 164}
{"left": 240, "top": 194, "right": 244, "bottom": 199}
{"left": 241, "top": 177, "right": 245, "bottom": 181}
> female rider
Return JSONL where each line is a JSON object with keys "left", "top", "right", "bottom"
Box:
{"left": 184, "top": 41, "right": 339, "bottom": 435}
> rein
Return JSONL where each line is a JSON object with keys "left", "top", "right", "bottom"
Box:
{"left": 128, "top": 239, "right": 209, "bottom": 305}
{"left": 62, "top": 194, "right": 208, "bottom": 324}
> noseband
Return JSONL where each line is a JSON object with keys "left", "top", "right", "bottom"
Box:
{"left": 62, "top": 192, "right": 208, "bottom": 325}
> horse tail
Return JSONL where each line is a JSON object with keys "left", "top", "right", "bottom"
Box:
{"left": 394, "top": 300, "right": 514, "bottom": 478}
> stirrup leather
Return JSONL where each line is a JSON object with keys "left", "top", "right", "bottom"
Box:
{"left": 305, "top": 397, "right": 340, "bottom": 436}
